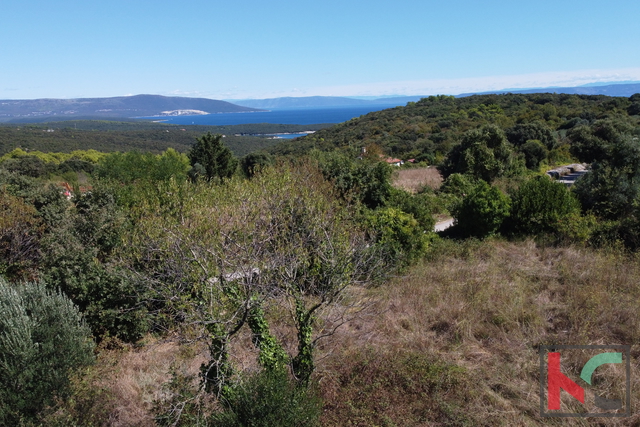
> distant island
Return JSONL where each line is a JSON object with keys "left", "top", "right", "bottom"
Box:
{"left": 0, "top": 94, "right": 263, "bottom": 123}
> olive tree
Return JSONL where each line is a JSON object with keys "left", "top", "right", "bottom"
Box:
{"left": 129, "top": 163, "right": 381, "bottom": 416}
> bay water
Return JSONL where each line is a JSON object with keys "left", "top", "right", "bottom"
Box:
{"left": 140, "top": 103, "right": 403, "bottom": 126}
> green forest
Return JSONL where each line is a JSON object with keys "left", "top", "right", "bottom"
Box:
{"left": 2, "top": 92, "right": 640, "bottom": 425}
{"left": 0, "top": 121, "right": 332, "bottom": 157}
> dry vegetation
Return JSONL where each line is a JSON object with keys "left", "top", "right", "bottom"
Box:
{"left": 317, "top": 239, "right": 640, "bottom": 425}
{"left": 392, "top": 166, "right": 443, "bottom": 193}
{"left": 55, "top": 239, "right": 640, "bottom": 425}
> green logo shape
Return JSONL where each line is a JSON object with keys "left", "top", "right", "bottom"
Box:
{"left": 580, "top": 352, "right": 622, "bottom": 385}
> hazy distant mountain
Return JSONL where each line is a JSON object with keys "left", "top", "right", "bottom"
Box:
{"left": 0, "top": 94, "right": 262, "bottom": 123}
{"left": 457, "top": 82, "right": 640, "bottom": 98}
{"left": 231, "top": 84, "right": 640, "bottom": 110}
{"left": 228, "top": 96, "right": 426, "bottom": 109}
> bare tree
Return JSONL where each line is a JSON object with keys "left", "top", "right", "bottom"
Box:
{"left": 128, "top": 163, "right": 384, "bottom": 403}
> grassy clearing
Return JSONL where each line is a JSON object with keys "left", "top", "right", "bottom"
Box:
{"left": 392, "top": 166, "right": 443, "bottom": 193}
{"left": 316, "top": 239, "right": 640, "bottom": 425}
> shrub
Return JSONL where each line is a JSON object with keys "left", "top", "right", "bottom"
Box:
{"left": 364, "top": 207, "right": 432, "bottom": 267}
{"left": 95, "top": 148, "right": 190, "bottom": 184}
{"left": 506, "top": 175, "right": 581, "bottom": 236}
{"left": 452, "top": 181, "right": 511, "bottom": 238}
{"left": 210, "top": 369, "right": 321, "bottom": 427}
{"left": 156, "top": 369, "right": 321, "bottom": 427}
{"left": 188, "top": 133, "right": 238, "bottom": 182}
{"left": 240, "top": 152, "right": 274, "bottom": 178}
{"left": 519, "top": 139, "right": 548, "bottom": 170}
{"left": 313, "top": 150, "right": 393, "bottom": 209}
{"left": 0, "top": 278, "right": 95, "bottom": 424}
{"left": 386, "top": 187, "right": 437, "bottom": 232}
{"left": 572, "top": 133, "right": 640, "bottom": 220}
{"left": 0, "top": 156, "right": 54, "bottom": 178}
{"left": 438, "top": 173, "right": 477, "bottom": 213}
{"left": 555, "top": 211, "right": 597, "bottom": 244}
{"left": 438, "top": 173, "right": 476, "bottom": 199}
{"left": 506, "top": 121, "right": 558, "bottom": 150}
{"left": 440, "top": 125, "right": 514, "bottom": 182}
{"left": 39, "top": 187, "right": 148, "bottom": 342}
{"left": 568, "top": 119, "right": 636, "bottom": 164}
{"left": 0, "top": 190, "right": 43, "bottom": 280}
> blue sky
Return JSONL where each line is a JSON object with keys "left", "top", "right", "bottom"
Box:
{"left": 2, "top": 0, "right": 640, "bottom": 100}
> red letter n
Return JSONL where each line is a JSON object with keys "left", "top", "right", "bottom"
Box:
{"left": 548, "top": 352, "right": 585, "bottom": 410}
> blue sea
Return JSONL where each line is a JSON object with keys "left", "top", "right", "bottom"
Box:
{"left": 139, "top": 103, "right": 402, "bottom": 127}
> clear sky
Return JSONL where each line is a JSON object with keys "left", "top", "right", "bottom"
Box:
{"left": 2, "top": 0, "right": 640, "bottom": 100}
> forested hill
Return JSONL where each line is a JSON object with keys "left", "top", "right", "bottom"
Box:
{"left": 0, "top": 94, "right": 262, "bottom": 123}
{"left": 269, "top": 93, "right": 640, "bottom": 160}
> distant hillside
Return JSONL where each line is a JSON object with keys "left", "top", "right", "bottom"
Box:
{"left": 228, "top": 96, "right": 426, "bottom": 109}
{"left": 0, "top": 94, "right": 263, "bottom": 123}
{"left": 269, "top": 92, "right": 640, "bottom": 160}
{"left": 231, "top": 83, "right": 640, "bottom": 111}
{"left": 458, "top": 82, "right": 640, "bottom": 98}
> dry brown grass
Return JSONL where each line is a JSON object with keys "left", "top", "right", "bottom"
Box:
{"left": 47, "top": 336, "right": 210, "bottom": 427}
{"left": 392, "top": 166, "right": 443, "bottom": 193}
{"left": 103, "top": 338, "right": 207, "bottom": 427}
{"left": 316, "top": 239, "right": 640, "bottom": 425}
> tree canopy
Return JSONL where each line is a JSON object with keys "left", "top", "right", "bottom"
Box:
{"left": 188, "top": 132, "right": 238, "bottom": 181}
{"left": 440, "top": 125, "right": 514, "bottom": 182}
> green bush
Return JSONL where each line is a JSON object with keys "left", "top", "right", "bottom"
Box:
{"left": 587, "top": 214, "right": 640, "bottom": 251}
{"left": 555, "top": 211, "right": 597, "bottom": 244}
{"left": 440, "top": 125, "right": 514, "bottom": 183}
{"left": 572, "top": 135, "right": 640, "bottom": 220}
{"left": 386, "top": 187, "right": 437, "bottom": 232}
{"left": 506, "top": 122, "right": 558, "bottom": 150}
{"left": 364, "top": 207, "right": 432, "bottom": 267}
{"left": 452, "top": 181, "right": 511, "bottom": 238}
{"left": 506, "top": 175, "right": 581, "bottom": 236}
{"left": 438, "top": 173, "right": 477, "bottom": 213}
{"left": 312, "top": 150, "right": 393, "bottom": 209}
{"left": 439, "top": 173, "right": 476, "bottom": 198}
{"left": 95, "top": 148, "right": 190, "bottom": 184}
{"left": 519, "top": 139, "right": 549, "bottom": 170}
{"left": 240, "top": 152, "right": 274, "bottom": 178}
{"left": 40, "top": 187, "right": 148, "bottom": 342}
{"left": 188, "top": 133, "right": 238, "bottom": 182}
{"left": 0, "top": 278, "right": 95, "bottom": 424}
{"left": 210, "top": 369, "right": 321, "bottom": 427}
{"left": 0, "top": 170, "right": 69, "bottom": 231}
